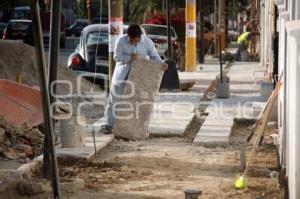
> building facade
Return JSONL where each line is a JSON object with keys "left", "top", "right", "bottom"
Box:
{"left": 260, "top": 0, "right": 300, "bottom": 198}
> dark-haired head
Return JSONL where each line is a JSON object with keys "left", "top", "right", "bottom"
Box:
{"left": 127, "top": 24, "right": 142, "bottom": 45}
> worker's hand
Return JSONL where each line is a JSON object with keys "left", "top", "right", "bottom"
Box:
{"left": 161, "top": 63, "right": 168, "bottom": 71}
{"left": 132, "top": 54, "right": 139, "bottom": 61}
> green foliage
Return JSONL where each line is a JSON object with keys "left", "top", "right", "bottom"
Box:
{"left": 76, "top": 0, "right": 88, "bottom": 18}
{"left": 124, "top": 0, "right": 161, "bottom": 23}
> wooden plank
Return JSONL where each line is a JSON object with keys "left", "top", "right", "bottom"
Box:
{"left": 113, "top": 60, "right": 163, "bottom": 140}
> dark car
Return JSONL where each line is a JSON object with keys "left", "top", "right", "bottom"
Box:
{"left": 65, "top": 20, "right": 89, "bottom": 37}
{"left": 67, "top": 24, "right": 128, "bottom": 86}
{"left": 0, "top": 23, "right": 7, "bottom": 37}
{"left": 3, "top": 20, "right": 33, "bottom": 45}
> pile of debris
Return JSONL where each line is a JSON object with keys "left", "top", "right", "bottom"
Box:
{"left": 0, "top": 116, "right": 44, "bottom": 161}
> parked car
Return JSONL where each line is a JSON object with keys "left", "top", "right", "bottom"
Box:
{"left": 65, "top": 19, "right": 89, "bottom": 37}
{"left": 67, "top": 24, "right": 128, "bottom": 86}
{"left": 141, "top": 24, "right": 181, "bottom": 61}
{"left": 2, "top": 20, "right": 33, "bottom": 45}
{"left": 11, "top": 6, "right": 66, "bottom": 48}
{"left": 0, "top": 23, "right": 7, "bottom": 37}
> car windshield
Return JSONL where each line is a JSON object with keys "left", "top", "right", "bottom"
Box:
{"left": 86, "top": 31, "right": 108, "bottom": 45}
{"left": 142, "top": 25, "right": 175, "bottom": 37}
{"left": 8, "top": 22, "right": 31, "bottom": 31}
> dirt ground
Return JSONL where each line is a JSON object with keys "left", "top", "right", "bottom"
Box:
{"left": 60, "top": 120, "right": 281, "bottom": 199}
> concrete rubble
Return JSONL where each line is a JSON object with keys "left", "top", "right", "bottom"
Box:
{"left": 0, "top": 116, "right": 44, "bottom": 161}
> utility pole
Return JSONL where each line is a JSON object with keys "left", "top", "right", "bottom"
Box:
{"left": 108, "top": 0, "right": 123, "bottom": 87}
{"left": 87, "top": 0, "right": 93, "bottom": 24}
{"left": 185, "top": 0, "right": 197, "bottom": 72}
{"left": 198, "top": 0, "right": 205, "bottom": 63}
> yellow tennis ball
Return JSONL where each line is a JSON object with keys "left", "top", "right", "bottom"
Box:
{"left": 235, "top": 176, "right": 246, "bottom": 189}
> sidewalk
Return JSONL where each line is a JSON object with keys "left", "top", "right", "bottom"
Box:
{"left": 148, "top": 58, "right": 225, "bottom": 137}
{"left": 194, "top": 62, "right": 266, "bottom": 146}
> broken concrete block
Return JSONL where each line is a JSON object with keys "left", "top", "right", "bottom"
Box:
{"left": 113, "top": 60, "right": 164, "bottom": 140}
{"left": 3, "top": 148, "right": 18, "bottom": 160}
{"left": 25, "top": 128, "right": 44, "bottom": 141}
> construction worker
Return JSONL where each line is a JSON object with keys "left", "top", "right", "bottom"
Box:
{"left": 236, "top": 31, "right": 252, "bottom": 61}
{"left": 99, "top": 24, "right": 168, "bottom": 134}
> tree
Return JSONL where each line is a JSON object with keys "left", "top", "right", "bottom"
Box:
{"left": 124, "top": 0, "right": 162, "bottom": 23}
{"left": 76, "top": 0, "right": 88, "bottom": 18}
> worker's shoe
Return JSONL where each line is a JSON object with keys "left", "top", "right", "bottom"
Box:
{"left": 98, "top": 125, "right": 113, "bottom": 134}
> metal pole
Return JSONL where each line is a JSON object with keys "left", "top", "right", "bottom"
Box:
{"left": 167, "top": 0, "right": 172, "bottom": 60}
{"left": 49, "top": 0, "right": 61, "bottom": 104}
{"left": 31, "top": 1, "right": 61, "bottom": 198}
{"left": 213, "top": 0, "right": 217, "bottom": 57}
{"left": 47, "top": 0, "right": 61, "bottom": 196}
{"left": 108, "top": 0, "right": 123, "bottom": 87}
{"left": 199, "top": 0, "right": 205, "bottom": 63}
{"left": 219, "top": 34, "right": 223, "bottom": 83}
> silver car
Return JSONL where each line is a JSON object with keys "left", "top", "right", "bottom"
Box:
{"left": 67, "top": 24, "right": 128, "bottom": 85}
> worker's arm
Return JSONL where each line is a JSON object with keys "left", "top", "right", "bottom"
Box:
{"left": 147, "top": 39, "right": 163, "bottom": 63}
{"left": 113, "top": 38, "right": 132, "bottom": 64}
{"left": 147, "top": 39, "right": 168, "bottom": 71}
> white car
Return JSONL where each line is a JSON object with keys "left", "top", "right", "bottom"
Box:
{"left": 67, "top": 24, "right": 128, "bottom": 86}
{"left": 141, "top": 24, "right": 180, "bottom": 60}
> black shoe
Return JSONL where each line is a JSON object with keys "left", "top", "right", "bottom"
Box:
{"left": 98, "top": 125, "right": 112, "bottom": 134}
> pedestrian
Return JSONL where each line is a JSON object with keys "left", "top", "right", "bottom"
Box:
{"left": 99, "top": 24, "right": 168, "bottom": 134}
{"left": 236, "top": 31, "right": 252, "bottom": 61}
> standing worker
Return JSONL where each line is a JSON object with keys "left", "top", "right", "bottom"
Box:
{"left": 236, "top": 31, "right": 252, "bottom": 61}
{"left": 99, "top": 24, "right": 168, "bottom": 134}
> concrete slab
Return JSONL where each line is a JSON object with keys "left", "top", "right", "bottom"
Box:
{"left": 148, "top": 125, "right": 187, "bottom": 137}
{"left": 197, "top": 125, "right": 232, "bottom": 136}
{"left": 193, "top": 62, "right": 266, "bottom": 146}
{"left": 202, "top": 119, "right": 234, "bottom": 127}
{"left": 56, "top": 135, "right": 114, "bottom": 163}
{"left": 194, "top": 134, "right": 230, "bottom": 145}
{"left": 15, "top": 134, "right": 114, "bottom": 175}
{"left": 113, "top": 60, "right": 163, "bottom": 140}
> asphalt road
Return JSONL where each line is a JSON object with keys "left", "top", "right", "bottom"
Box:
{"left": 44, "top": 48, "right": 74, "bottom": 67}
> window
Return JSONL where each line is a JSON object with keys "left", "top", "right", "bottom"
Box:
{"left": 8, "top": 22, "right": 31, "bottom": 31}
{"left": 142, "top": 25, "right": 176, "bottom": 38}
{"left": 86, "top": 31, "right": 108, "bottom": 46}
